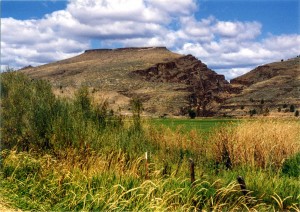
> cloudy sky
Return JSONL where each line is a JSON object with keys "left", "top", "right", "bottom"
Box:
{"left": 1, "top": 0, "right": 299, "bottom": 79}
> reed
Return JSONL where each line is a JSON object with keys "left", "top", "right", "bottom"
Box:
{"left": 211, "top": 119, "right": 300, "bottom": 170}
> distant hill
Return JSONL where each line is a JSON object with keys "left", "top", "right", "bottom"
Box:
{"left": 220, "top": 57, "right": 300, "bottom": 116}
{"left": 20, "top": 47, "right": 299, "bottom": 117}
{"left": 20, "top": 47, "right": 233, "bottom": 116}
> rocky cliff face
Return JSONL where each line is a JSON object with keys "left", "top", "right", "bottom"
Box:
{"left": 131, "top": 54, "right": 235, "bottom": 116}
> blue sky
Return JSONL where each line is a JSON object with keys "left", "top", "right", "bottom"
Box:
{"left": 1, "top": 0, "right": 299, "bottom": 79}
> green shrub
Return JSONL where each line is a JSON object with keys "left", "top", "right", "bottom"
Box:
{"left": 1, "top": 72, "right": 35, "bottom": 150}
{"left": 130, "top": 97, "right": 143, "bottom": 131}
{"left": 249, "top": 109, "right": 257, "bottom": 117}
{"left": 188, "top": 109, "right": 196, "bottom": 119}
{"left": 281, "top": 152, "right": 300, "bottom": 177}
{"left": 74, "top": 86, "right": 92, "bottom": 118}
{"left": 289, "top": 105, "right": 295, "bottom": 112}
{"left": 0, "top": 72, "right": 125, "bottom": 153}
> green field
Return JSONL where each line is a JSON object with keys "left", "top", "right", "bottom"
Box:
{"left": 150, "top": 118, "right": 239, "bottom": 133}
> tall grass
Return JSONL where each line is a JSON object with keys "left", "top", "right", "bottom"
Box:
{"left": 1, "top": 72, "right": 299, "bottom": 211}
{"left": 211, "top": 119, "right": 300, "bottom": 170}
{"left": 2, "top": 148, "right": 299, "bottom": 211}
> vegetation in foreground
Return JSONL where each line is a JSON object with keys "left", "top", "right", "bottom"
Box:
{"left": 1, "top": 72, "right": 300, "bottom": 211}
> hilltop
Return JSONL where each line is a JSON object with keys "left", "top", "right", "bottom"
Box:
{"left": 220, "top": 57, "right": 300, "bottom": 116}
{"left": 21, "top": 47, "right": 233, "bottom": 116}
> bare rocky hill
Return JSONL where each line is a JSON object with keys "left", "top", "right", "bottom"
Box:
{"left": 20, "top": 47, "right": 299, "bottom": 117}
{"left": 219, "top": 57, "right": 300, "bottom": 116}
{"left": 20, "top": 47, "right": 234, "bottom": 116}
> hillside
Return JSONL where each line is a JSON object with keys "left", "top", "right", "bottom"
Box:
{"left": 21, "top": 47, "right": 233, "bottom": 116}
{"left": 20, "top": 47, "right": 299, "bottom": 117}
{"left": 220, "top": 57, "right": 300, "bottom": 116}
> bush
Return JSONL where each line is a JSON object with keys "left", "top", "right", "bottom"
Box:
{"left": 295, "top": 110, "right": 299, "bottom": 117}
{"left": 263, "top": 108, "right": 270, "bottom": 116}
{"left": 0, "top": 72, "right": 125, "bottom": 153}
{"left": 290, "top": 105, "right": 295, "bottom": 112}
{"left": 281, "top": 152, "right": 300, "bottom": 177}
{"left": 249, "top": 109, "right": 257, "bottom": 117}
{"left": 188, "top": 109, "right": 196, "bottom": 119}
{"left": 74, "top": 86, "right": 92, "bottom": 118}
{"left": 130, "top": 97, "right": 143, "bottom": 131}
{"left": 1, "top": 72, "right": 41, "bottom": 150}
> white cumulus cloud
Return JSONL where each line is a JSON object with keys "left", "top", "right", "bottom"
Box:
{"left": 1, "top": 0, "right": 299, "bottom": 79}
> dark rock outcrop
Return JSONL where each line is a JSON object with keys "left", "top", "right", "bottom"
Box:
{"left": 130, "top": 54, "right": 236, "bottom": 116}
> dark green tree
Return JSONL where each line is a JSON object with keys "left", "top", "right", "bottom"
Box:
{"left": 290, "top": 105, "right": 295, "bottom": 112}
{"left": 249, "top": 109, "right": 257, "bottom": 117}
{"left": 188, "top": 109, "right": 196, "bottom": 119}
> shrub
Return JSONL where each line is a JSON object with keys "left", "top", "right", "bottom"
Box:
{"left": 74, "top": 86, "right": 92, "bottom": 118}
{"left": 249, "top": 109, "right": 257, "bottom": 117}
{"left": 263, "top": 108, "right": 270, "bottom": 116}
{"left": 0, "top": 72, "right": 125, "bottom": 153}
{"left": 188, "top": 109, "right": 196, "bottom": 119}
{"left": 1, "top": 72, "right": 39, "bottom": 150}
{"left": 130, "top": 97, "right": 143, "bottom": 130}
{"left": 289, "top": 105, "right": 295, "bottom": 112}
{"left": 281, "top": 152, "right": 300, "bottom": 177}
{"left": 295, "top": 110, "right": 299, "bottom": 117}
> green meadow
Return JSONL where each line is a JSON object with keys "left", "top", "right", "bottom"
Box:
{"left": 150, "top": 118, "right": 239, "bottom": 133}
{"left": 0, "top": 72, "right": 299, "bottom": 211}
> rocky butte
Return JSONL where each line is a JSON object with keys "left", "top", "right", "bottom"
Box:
{"left": 20, "top": 47, "right": 299, "bottom": 117}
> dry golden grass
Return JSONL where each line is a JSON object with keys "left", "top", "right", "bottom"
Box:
{"left": 211, "top": 119, "right": 300, "bottom": 169}
{"left": 143, "top": 123, "right": 205, "bottom": 154}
